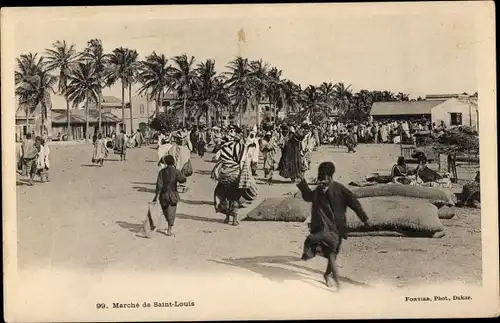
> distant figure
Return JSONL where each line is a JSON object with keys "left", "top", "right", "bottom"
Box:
{"left": 36, "top": 137, "right": 50, "bottom": 182}
{"left": 114, "top": 130, "right": 127, "bottom": 161}
{"left": 260, "top": 131, "right": 278, "bottom": 184}
{"left": 21, "top": 133, "right": 39, "bottom": 186}
{"left": 134, "top": 129, "right": 145, "bottom": 148}
{"left": 278, "top": 126, "right": 305, "bottom": 183}
{"left": 93, "top": 133, "right": 109, "bottom": 167}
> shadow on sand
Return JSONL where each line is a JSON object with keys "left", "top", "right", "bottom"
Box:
{"left": 209, "top": 255, "right": 368, "bottom": 290}
{"left": 132, "top": 186, "right": 155, "bottom": 194}
{"left": 131, "top": 182, "right": 155, "bottom": 186}
{"left": 176, "top": 213, "right": 225, "bottom": 224}
{"left": 194, "top": 169, "right": 212, "bottom": 175}
{"left": 180, "top": 199, "right": 214, "bottom": 206}
{"left": 81, "top": 164, "right": 99, "bottom": 167}
{"left": 116, "top": 220, "right": 151, "bottom": 239}
{"left": 16, "top": 180, "right": 32, "bottom": 186}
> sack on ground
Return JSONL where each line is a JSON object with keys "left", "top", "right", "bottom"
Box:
{"left": 351, "top": 183, "right": 456, "bottom": 206}
{"left": 181, "top": 160, "right": 193, "bottom": 177}
{"left": 143, "top": 202, "right": 163, "bottom": 238}
{"left": 437, "top": 206, "right": 456, "bottom": 220}
{"left": 244, "top": 197, "right": 310, "bottom": 222}
{"left": 346, "top": 196, "right": 445, "bottom": 236}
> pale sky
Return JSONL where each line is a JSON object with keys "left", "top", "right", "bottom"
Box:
{"left": 8, "top": 3, "right": 483, "bottom": 108}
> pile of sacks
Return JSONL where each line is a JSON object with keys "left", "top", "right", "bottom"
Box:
{"left": 244, "top": 184, "right": 458, "bottom": 238}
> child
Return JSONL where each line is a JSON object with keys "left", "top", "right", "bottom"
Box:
{"left": 296, "top": 161, "right": 370, "bottom": 290}
{"left": 152, "top": 155, "right": 187, "bottom": 236}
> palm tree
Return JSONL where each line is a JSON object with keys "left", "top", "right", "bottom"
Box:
{"left": 45, "top": 40, "right": 80, "bottom": 139}
{"left": 249, "top": 59, "right": 270, "bottom": 126}
{"left": 192, "top": 59, "right": 230, "bottom": 125}
{"left": 333, "top": 82, "right": 353, "bottom": 115}
{"left": 137, "top": 52, "right": 173, "bottom": 117}
{"left": 225, "top": 56, "right": 253, "bottom": 126}
{"left": 318, "top": 82, "right": 336, "bottom": 114}
{"left": 171, "top": 54, "right": 196, "bottom": 127}
{"left": 106, "top": 47, "right": 137, "bottom": 133}
{"left": 82, "top": 39, "right": 108, "bottom": 133}
{"left": 266, "top": 67, "right": 287, "bottom": 121}
{"left": 281, "top": 80, "right": 301, "bottom": 116}
{"left": 396, "top": 92, "right": 410, "bottom": 101}
{"left": 15, "top": 53, "right": 57, "bottom": 137}
{"left": 300, "top": 85, "right": 329, "bottom": 124}
{"left": 126, "top": 50, "right": 139, "bottom": 134}
{"left": 15, "top": 53, "right": 44, "bottom": 132}
{"left": 65, "top": 62, "right": 100, "bottom": 142}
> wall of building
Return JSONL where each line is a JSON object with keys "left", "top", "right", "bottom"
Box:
{"left": 431, "top": 98, "right": 479, "bottom": 130}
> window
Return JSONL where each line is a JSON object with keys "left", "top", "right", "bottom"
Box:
{"left": 450, "top": 112, "right": 463, "bottom": 126}
{"left": 139, "top": 104, "right": 145, "bottom": 115}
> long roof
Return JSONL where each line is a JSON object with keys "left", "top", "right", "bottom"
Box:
{"left": 370, "top": 100, "right": 446, "bottom": 116}
{"left": 52, "top": 109, "right": 121, "bottom": 124}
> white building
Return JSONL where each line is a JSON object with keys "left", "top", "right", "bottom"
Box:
{"left": 431, "top": 97, "right": 479, "bottom": 130}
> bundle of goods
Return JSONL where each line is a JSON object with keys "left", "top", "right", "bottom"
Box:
{"left": 455, "top": 153, "right": 480, "bottom": 164}
{"left": 351, "top": 184, "right": 456, "bottom": 207}
{"left": 345, "top": 196, "right": 445, "bottom": 238}
{"left": 432, "top": 126, "right": 479, "bottom": 154}
{"left": 437, "top": 206, "right": 456, "bottom": 220}
{"left": 457, "top": 180, "right": 481, "bottom": 208}
{"left": 244, "top": 197, "right": 310, "bottom": 222}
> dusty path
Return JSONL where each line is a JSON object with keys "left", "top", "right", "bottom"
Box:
{"left": 16, "top": 142, "right": 481, "bottom": 287}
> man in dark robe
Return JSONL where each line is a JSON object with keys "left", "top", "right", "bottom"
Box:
{"left": 297, "top": 161, "right": 370, "bottom": 290}
{"left": 278, "top": 126, "right": 305, "bottom": 183}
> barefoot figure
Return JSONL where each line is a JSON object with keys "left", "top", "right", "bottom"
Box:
{"left": 297, "top": 161, "right": 370, "bottom": 290}
{"left": 152, "top": 155, "right": 187, "bottom": 236}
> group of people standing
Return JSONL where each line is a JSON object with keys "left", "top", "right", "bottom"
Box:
{"left": 17, "top": 133, "right": 50, "bottom": 186}
{"left": 320, "top": 118, "right": 447, "bottom": 147}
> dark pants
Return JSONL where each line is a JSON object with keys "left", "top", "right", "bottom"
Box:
{"left": 160, "top": 203, "right": 177, "bottom": 227}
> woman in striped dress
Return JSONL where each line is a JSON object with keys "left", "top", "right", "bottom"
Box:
{"left": 211, "top": 135, "right": 245, "bottom": 225}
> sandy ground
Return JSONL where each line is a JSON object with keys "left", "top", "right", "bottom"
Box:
{"left": 16, "top": 142, "right": 481, "bottom": 287}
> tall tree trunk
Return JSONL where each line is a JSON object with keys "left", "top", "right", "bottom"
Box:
{"left": 85, "top": 96, "right": 89, "bottom": 143}
{"left": 182, "top": 92, "right": 187, "bottom": 127}
{"left": 41, "top": 105, "right": 45, "bottom": 137}
{"left": 98, "top": 91, "right": 102, "bottom": 134}
{"left": 239, "top": 102, "right": 243, "bottom": 127}
{"left": 255, "top": 96, "right": 260, "bottom": 128}
{"left": 205, "top": 105, "right": 210, "bottom": 127}
{"left": 129, "top": 83, "right": 134, "bottom": 134}
{"left": 146, "top": 89, "right": 150, "bottom": 127}
{"left": 121, "top": 81, "right": 125, "bottom": 133}
{"left": 66, "top": 95, "right": 72, "bottom": 140}
{"left": 156, "top": 93, "right": 161, "bottom": 115}
{"left": 25, "top": 107, "right": 29, "bottom": 137}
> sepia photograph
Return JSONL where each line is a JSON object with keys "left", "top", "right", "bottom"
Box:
{"left": 2, "top": 2, "right": 499, "bottom": 322}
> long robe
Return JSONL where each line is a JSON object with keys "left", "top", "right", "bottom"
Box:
{"left": 167, "top": 143, "right": 191, "bottom": 172}
{"left": 93, "top": 139, "right": 108, "bottom": 161}
{"left": 260, "top": 137, "right": 278, "bottom": 179}
{"left": 278, "top": 132, "right": 305, "bottom": 180}
{"left": 114, "top": 133, "right": 127, "bottom": 155}
{"left": 380, "top": 125, "right": 388, "bottom": 143}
